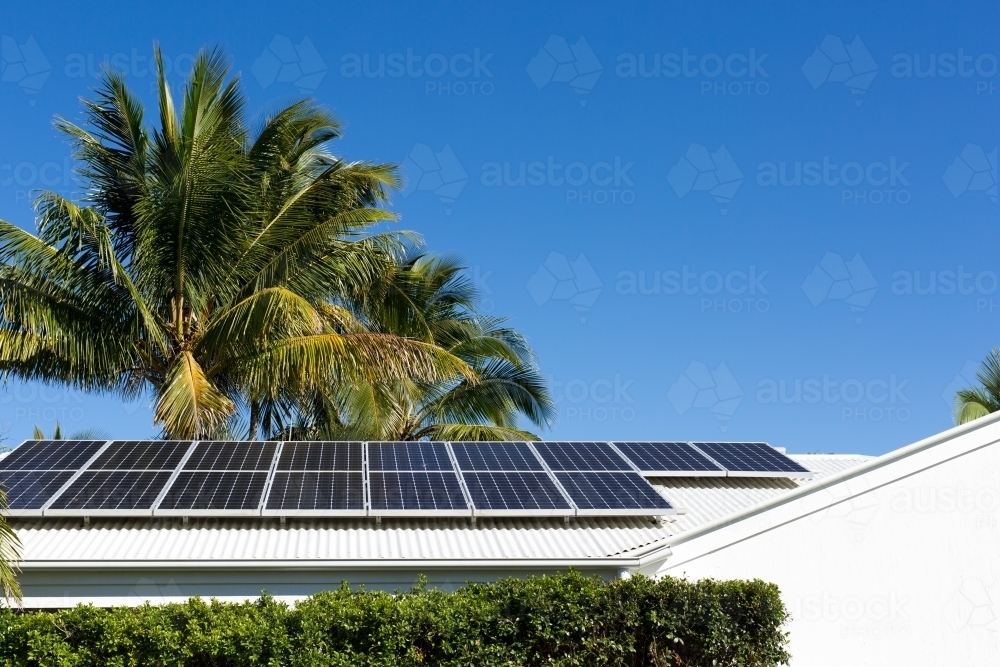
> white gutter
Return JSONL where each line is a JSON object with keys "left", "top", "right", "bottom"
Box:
{"left": 19, "top": 557, "right": 646, "bottom": 570}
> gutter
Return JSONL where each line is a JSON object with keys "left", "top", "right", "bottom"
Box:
{"left": 18, "top": 557, "right": 646, "bottom": 570}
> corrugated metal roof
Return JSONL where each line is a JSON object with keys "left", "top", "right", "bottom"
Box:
{"left": 14, "top": 516, "right": 672, "bottom": 564}
{"left": 790, "top": 454, "right": 874, "bottom": 478}
{"left": 11, "top": 454, "right": 871, "bottom": 566}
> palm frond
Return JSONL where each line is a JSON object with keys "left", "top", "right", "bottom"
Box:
{"left": 154, "top": 351, "right": 235, "bottom": 438}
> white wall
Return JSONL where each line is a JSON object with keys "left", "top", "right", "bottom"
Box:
{"left": 653, "top": 419, "right": 1000, "bottom": 666}
{"left": 18, "top": 565, "right": 621, "bottom": 608}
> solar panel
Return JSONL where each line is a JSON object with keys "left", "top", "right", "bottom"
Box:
{"left": 692, "top": 442, "right": 813, "bottom": 478}
{"left": 183, "top": 441, "right": 278, "bottom": 470}
{"left": 555, "top": 472, "right": 674, "bottom": 515}
{"left": 157, "top": 472, "right": 269, "bottom": 513}
{"left": 0, "top": 470, "right": 75, "bottom": 509}
{"left": 0, "top": 440, "right": 111, "bottom": 516}
{"left": 0, "top": 440, "right": 105, "bottom": 471}
{"left": 369, "top": 472, "right": 469, "bottom": 516}
{"left": 48, "top": 471, "right": 174, "bottom": 513}
{"left": 367, "top": 442, "right": 454, "bottom": 471}
{"left": 42, "top": 440, "right": 195, "bottom": 516}
{"left": 450, "top": 442, "right": 544, "bottom": 471}
{"left": 89, "top": 441, "right": 191, "bottom": 470}
{"left": 277, "top": 442, "right": 363, "bottom": 471}
{"left": 532, "top": 442, "right": 632, "bottom": 471}
{"left": 263, "top": 472, "right": 365, "bottom": 515}
{"left": 612, "top": 442, "right": 726, "bottom": 476}
{"left": 463, "top": 472, "right": 571, "bottom": 515}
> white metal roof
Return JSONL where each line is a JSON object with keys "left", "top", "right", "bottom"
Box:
{"left": 10, "top": 454, "right": 869, "bottom": 569}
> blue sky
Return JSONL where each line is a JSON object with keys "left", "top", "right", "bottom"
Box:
{"left": 0, "top": 0, "right": 997, "bottom": 454}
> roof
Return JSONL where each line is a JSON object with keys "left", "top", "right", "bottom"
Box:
{"left": 11, "top": 454, "right": 870, "bottom": 570}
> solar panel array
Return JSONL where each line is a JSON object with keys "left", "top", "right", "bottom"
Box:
{"left": 0, "top": 440, "right": 811, "bottom": 518}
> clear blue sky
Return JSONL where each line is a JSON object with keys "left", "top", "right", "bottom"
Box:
{"left": 0, "top": 0, "right": 997, "bottom": 454}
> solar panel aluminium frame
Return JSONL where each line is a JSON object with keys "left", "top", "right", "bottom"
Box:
{"left": 152, "top": 441, "right": 281, "bottom": 517}
{"left": 609, "top": 441, "right": 728, "bottom": 478}
{"left": 43, "top": 441, "right": 198, "bottom": 518}
{"left": 527, "top": 442, "right": 676, "bottom": 517}
{"left": 689, "top": 442, "right": 815, "bottom": 479}
{"left": 365, "top": 442, "right": 471, "bottom": 518}
{"left": 448, "top": 442, "right": 574, "bottom": 518}
{"left": 5, "top": 441, "right": 115, "bottom": 517}
{"left": 260, "top": 442, "right": 368, "bottom": 517}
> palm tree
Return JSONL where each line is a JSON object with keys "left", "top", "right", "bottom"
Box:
{"left": 0, "top": 47, "right": 469, "bottom": 439}
{"left": 276, "top": 254, "right": 555, "bottom": 441}
{"left": 954, "top": 348, "right": 1000, "bottom": 424}
{"left": 31, "top": 423, "right": 109, "bottom": 440}
{"left": 0, "top": 492, "right": 20, "bottom": 606}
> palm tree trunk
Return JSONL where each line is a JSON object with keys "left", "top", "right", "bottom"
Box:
{"left": 248, "top": 401, "right": 259, "bottom": 441}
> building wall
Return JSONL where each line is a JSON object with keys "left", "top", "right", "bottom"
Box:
{"left": 19, "top": 565, "right": 620, "bottom": 608}
{"left": 653, "top": 422, "right": 1000, "bottom": 667}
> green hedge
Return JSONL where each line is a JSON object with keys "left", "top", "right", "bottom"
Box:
{"left": 0, "top": 572, "right": 789, "bottom": 666}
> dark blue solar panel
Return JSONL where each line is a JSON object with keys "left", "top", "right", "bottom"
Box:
{"left": 49, "top": 471, "right": 174, "bottom": 511}
{"left": 451, "top": 442, "right": 543, "bottom": 471}
{"left": 369, "top": 472, "right": 467, "bottom": 511}
{"left": 0, "top": 470, "right": 75, "bottom": 509}
{"left": 367, "top": 442, "right": 454, "bottom": 471}
{"left": 532, "top": 442, "right": 631, "bottom": 472}
{"left": 184, "top": 442, "right": 277, "bottom": 471}
{"left": 463, "top": 472, "right": 570, "bottom": 511}
{"left": 693, "top": 442, "right": 812, "bottom": 475}
{"left": 555, "top": 472, "right": 673, "bottom": 511}
{"left": 613, "top": 442, "right": 724, "bottom": 474}
{"left": 159, "top": 472, "right": 268, "bottom": 510}
{"left": 0, "top": 440, "right": 105, "bottom": 471}
{"left": 265, "top": 472, "right": 364, "bottom": 511}
{"left": 277, "top": 442, "right": 363, "bottom": 471}
{"left": 90, "top": 441, "right": 191, "bottom": 470}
